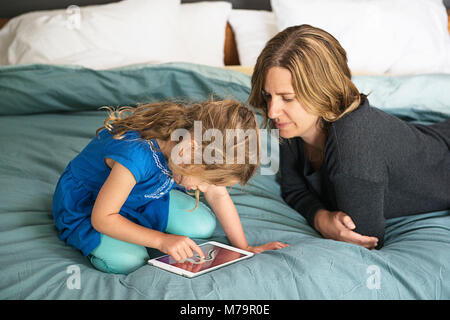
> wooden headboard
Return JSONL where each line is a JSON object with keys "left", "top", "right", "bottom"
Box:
{"left": 0, "top": 3, "right": 449, "bottom": 66}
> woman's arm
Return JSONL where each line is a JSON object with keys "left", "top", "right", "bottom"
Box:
{"left": 280, "top": 138, "right": 380, "bottom": 249}
{"left": 328, "top": 173, "right": 385, "bottom": 249}
{"left": 314, "top": 209, "right": 379, "bottom": 249}
{"left": 91, "top": 159, "right": 204, "bottom": 260}
{"left": 203, "top": 185, "right": 288, "bottom": 253}
{"left": 279, "top": 139, "right": 326, "bottom": 228}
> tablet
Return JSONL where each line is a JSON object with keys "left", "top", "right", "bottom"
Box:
{"left": 148, "top": 241, "right": 254, "bottom": 278}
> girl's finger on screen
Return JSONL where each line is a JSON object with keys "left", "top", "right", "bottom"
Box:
{"left": 189, "top": 240, "right": 204, "bottom": 258}
{"left": 179, "top": 250, "right": 188, "bottom": 261}
{"left": 184, "top": 246, "right": 194, "bottom": 259}
{"left": 171, "top": 252, "right": 181, "bottom": 262}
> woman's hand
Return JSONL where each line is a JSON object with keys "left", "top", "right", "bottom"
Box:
{"left": 245, "top": 241, "right": 289, "bottom": 254}
{"left": 158, "top": 234, "right": 205, "bottom": 262}
{"left": 314, "top": 209, "right": 378, "bottom": 249}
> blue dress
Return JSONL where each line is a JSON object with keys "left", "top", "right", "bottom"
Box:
{"left": 52, "top": 129, "right": 175, "bottom": 256}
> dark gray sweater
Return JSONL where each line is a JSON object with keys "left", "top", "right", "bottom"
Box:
{"left": 280, "top": 98, "right": 450, "bottom": 248}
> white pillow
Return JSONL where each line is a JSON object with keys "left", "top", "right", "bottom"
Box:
{"left": 228, "top": 9, "right": 278, "bottom": 66}
{"left": 0, "top": 0, "right": 181, "bottom": 69}
{"left": 271, "top": 0, "right": 450, "bottom": 74}
{"left": 176, "top": 1, "right": 232, "bottom": 66}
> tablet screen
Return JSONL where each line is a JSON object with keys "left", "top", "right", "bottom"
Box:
{"left": 155, "top": 243, "right": 247, "bottom": 274}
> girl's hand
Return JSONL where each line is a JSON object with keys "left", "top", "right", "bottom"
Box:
{"left": 158, "top": 234, "right": 205, "bottom": 262}
{"left": 245, "top": 241, "right": 289, "bottom": 254}
{"left": 314, "top": 209, "right": 378, "bottom": 249}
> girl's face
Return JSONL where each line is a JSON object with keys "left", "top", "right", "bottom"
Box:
{"left": 263, "top": 67, "right": 320, "bottom": 140}
{"left": 173, "top": 173, "right": 210, "bottom": 192}
{"left": 170, "top": 139, "right": 240, "bottom": 192}
{"left": 173, "top": 172, "right": 238, "bottom": 193}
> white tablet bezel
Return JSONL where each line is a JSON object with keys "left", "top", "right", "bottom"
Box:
{"left": 147, "top": 241, "right": 254, "bottom": 278}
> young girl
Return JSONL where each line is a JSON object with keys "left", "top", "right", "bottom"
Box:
{"left": 249, "top": 24, "right": 449, "bottom": 250}
{"left": 53, "top": 99, "right": 288, "bottom": 274}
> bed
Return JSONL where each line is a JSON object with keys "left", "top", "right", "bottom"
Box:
{"left": 0, "top": 0, "right": 449, "bottom": 300}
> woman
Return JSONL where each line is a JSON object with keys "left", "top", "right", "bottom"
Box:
{"left": 249, "top": 24, "right": 450, "bottom": 249}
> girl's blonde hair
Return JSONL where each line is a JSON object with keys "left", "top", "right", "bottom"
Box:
{"left": 96, "top": 99, "right": 260, "bottom": 210}
{"left": 249, "top": 24, "right": 366, "bottom": 130}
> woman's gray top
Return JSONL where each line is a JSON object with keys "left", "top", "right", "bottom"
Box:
{"left": 279, "top": 98, "right": 450, "bottom": 248}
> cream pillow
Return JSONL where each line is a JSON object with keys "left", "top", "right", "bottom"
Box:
{"left": 228, "top": 9, "right": 278, "bottom": 66}
{"left": 0, "top": 0, "right": 181, "bottom": 69}
{"left": 271, "top": 0, "right": 450, "bottom": 74}
{"left": 175, "top": 1, "right": 232, "bottom": 66}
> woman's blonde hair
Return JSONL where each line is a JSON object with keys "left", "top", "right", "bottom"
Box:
{"left": 96, "top": 99, "right": 260, "bottom": 210}
{"left": 249, "top": 24, "right": 366, "bottom": 129}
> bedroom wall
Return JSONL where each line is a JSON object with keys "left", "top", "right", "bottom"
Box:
{"left": 1, "top": 0, "right": 449, "bottom": 18}
{"left": 0, "top": 0, "right": 119, "bottom": 17}
{"left": 1, "top": 0, "right": 271, "bottom": 18}
{"left": 0, "top": 0, "right": 450, "bottom": 18}
{"left": 182, "top": 0, "right": 270, "bottom": 10}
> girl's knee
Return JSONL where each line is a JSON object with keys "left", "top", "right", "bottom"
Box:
{"left": 190, "top": 204, "right": 216, "bottom": 238}
{"left": 90, "top": 252, "right": 147, "bottom": 274}
{"left": 167, "top": 190, "right": 217, "bottom": 238}
{"left": 89, "top": 234, "right": 149, "bottom": 274}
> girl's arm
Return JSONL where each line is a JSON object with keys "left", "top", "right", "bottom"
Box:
{"left": 91, "top": 159, "right": 204, "bottom": 260}
{"left": 203, "top": 185, "right": 288, "bottom": 253}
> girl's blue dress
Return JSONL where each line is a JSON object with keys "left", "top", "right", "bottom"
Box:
{"left": 52, "top": 129, "right": 175, "bottom": 256}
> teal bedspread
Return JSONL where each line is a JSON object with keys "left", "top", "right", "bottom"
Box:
{"left": 0, "top": 63, "right": 449, "bottom": 299}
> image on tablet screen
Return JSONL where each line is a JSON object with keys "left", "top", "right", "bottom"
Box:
{"left": 156, "top": 243, "right": 246, "bottom": 274}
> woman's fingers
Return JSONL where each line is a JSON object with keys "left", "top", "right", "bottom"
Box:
{"left": 340, "top": 214, "right": 356, "bottom": 230}
{"left": 334, "top": 212, "right": 378, "bottom": 249}
{"left": 313, "top": 210, "right": 379, "bottom": 250}
{"left": 342, "top": 230, "right": 378, "bottom": 249}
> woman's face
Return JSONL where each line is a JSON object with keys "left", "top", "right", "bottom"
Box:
{"left": 263, "top": 67, "right": 319, "bottom": 140}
